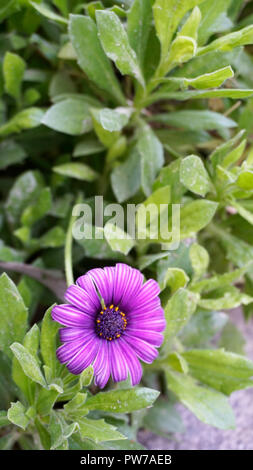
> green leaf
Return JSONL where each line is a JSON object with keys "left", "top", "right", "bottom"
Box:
{"left": 160, "top": 267, "right": 189, "bottom": 292}
{"left": 0, "top": 411, "right": 9, "bottom": 428}
{"left": 166, "top": 36, "right": 197, "bottom": 69}
{"left": 136, "top": 185, "right": 171, "bottom": 239}
{"left": 143, "top": 399, "right": 184, "bottom": 435}
{"left": 185, "top": 66, "right": 234, "bottom": 89}
{"left": 12, "top": 325, "right": 40, "bottom": 402}
{"left": 37, "top": 385, "right": 62, "bottom": 417}
{"left": 151, "top": 110, "right": 237, "bottom": 131}
{"left": 180, "top": 154, "right": 211, "bottom": 196}
{"left": 5, "top": 170, "right": 44, "bottom": 227}
{"left": 85, "top": 387, "right": 159, "bottom": 413}
{"left": 10, "top": 342, "right": 47, "bottom": 388}
{"left": 79, "top": 366, "right": 94, "bottom": 388}
{"left": 147, "top": 88, "right": 253, "bottom": 105}
{"left": 41, "top": 305, "right": 59, "bottom": 377}
{"left": 7, "top": 401, "right": 29, "bottom": 430}
{"left": 237, "top": 169, "right": 253, "bottom": 190}
{"left": 153, "top": 0, "right": 205, "bottom": 59}
{"left": 111, "top": 147, "right": 141, "bottom": 202}
{"left": 163, "top": 288, "right": 199, "bottom": 346}
{"left": 49, "top": 411, "right": 78, "bottom": 450}
{"left": 38, "top": 226, "right": 65, "bottom": 249}
{"left": 180, "top": 200, "right": 218, "bottom": 238}
{"left": 96, "top": 10, "right": 144, "bottom": 87}
{"left": 138, "top": 125, "right": 164, "bottom": 197}
{"left": 153, "top": 159, "right": 186, "bottom": 203}
{"left": 165, "top": 369, "right": 235, "bottom": 429}
{"left": 3, "top": 51, "right": 25, "bottom": 101}
{"left": 189, "top": 242, "right": 209, "bottom": 281}
{"left": 69, "top": 15, "right": 125, "bottom": 105}
{"left": 0, "top": 140, "right": 27, "bottom": 169}
{"left": 78, "top": 418, "right": 125, "bottom": 443}
{"left": 35, "top": 417, "right": 51, "bottom": 450}
{"left": 64, "top": 392, "right": 88, "bottom": 419}
{"left": 21, "top": 187, "right": 52, "bottom": 227}
{"left": 0, "top": 108, "right": 44, "bottom": 137}
{"left": 180, "top": 309, "right": 228, "bottom": 347}
{"left": 41, "top": 99, "right": 92, "bottom": 136}
{"left": 210, "top": 129, "right": 246, "bottom": 169}
{"left": 97, "top": 107, "right": 131, "bottom": 132}
{"left": 90, "top": 107, "right": 119, "bottom": 148}
{"left": 182, "top": 349, "right": 253, "bottom": 395}
{"left": 104, "top": 222, "right": 135, "bottom": 255}
{"left": 198, "top": 285, "right": 253, "bottom": 310}
{"left": 198, "top": 0, "right": 232, "bottom": 46}
{"left": 230, "top": 200, "right": 253, "bottom": 226}
{"left": 30, "top": 1, "right": 68, "bottom": 25}
{"left": 197, "top": 25, "right": 253, "bottom": 56}
{"left": 73, "top": 136, "right": 105, "bottom": 157}
{"left": 53, "top": 163, "right": 98, "bottom": 181}
{"left": 219, "top": 321, "right": 246, "bottom": 355}
{"left": 0, "top": 273, "right": 28, "bottom": 358}
{"left": 127, "top": 0, "right": 153, "bottom": 69}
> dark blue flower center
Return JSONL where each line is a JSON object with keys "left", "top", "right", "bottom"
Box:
{"left": 95, "top": 304, "right": 127, "bottom": 341}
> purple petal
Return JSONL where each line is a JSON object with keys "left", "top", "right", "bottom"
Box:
{"left": 119, "top": 338, "right": 142, "bottom": 386}
{"left": 109, "top": 340, "right": 128, "bottom": 383}
{"left": 119, "top": 266, "right": 144, "bottom": 311}
{"left": 127, "top": 328, "right": 164, "bottom": 347}
{"left": 129, "top": 316, "right": 166, "bottom": 332}
{"left": 128, "top": 279, "right": 160, "bottom": 311}
{"left": 59, "top": 327, "right": 93, "bottom": 342}
{"left": 93, "top": 341, "right": 110, "bottom": 389}
{"left": 56, "top": 335, "right": 92, "bottom": 363}
{"left": 67, "top": 336, "right": 100, "bottom": 375}
{"left": 87, "top": 268, "right": 113, "bottom": 306}
{"left": 65, "top": 285, "right": 97, "bottom": 315}
{"left": 52, "top": 304, "right": 94, "bottom": 327}
{"left": 124, "top": 333, "right": 158, "bottom": 363}
{"left": 76, "top": 274, "right": 101, "bottom": 309}
{"left": 113, "top": 263, "right": 131, "bottom": 306}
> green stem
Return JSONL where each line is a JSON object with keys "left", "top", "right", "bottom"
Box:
{"left": 65, "top": 215, "right": 74, "bottom": 287}
{"left": 64, "top": 194, "right": 82, "bottom": 287}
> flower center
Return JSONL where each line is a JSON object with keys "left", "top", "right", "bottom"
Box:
{"left": 95, "top": 304, "right": 127, "bottom": 341}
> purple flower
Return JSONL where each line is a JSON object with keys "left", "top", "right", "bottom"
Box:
{"left": 52, "top": 263, "right": 165, "bottom": 388}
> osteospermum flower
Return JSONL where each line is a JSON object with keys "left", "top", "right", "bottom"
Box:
{"left": 52, "top": 263, "right": 166, "bottom": 388}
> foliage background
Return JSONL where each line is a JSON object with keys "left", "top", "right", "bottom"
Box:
{"left": 1, "top": 0, "right": 253, "bottom": 450}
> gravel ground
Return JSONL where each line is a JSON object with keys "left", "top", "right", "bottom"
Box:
{"left": 139, "top": 309, "right": 253, "bottom": 450}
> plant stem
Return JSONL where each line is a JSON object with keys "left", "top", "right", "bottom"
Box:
{"left": 64, "top": 194, "right": 82, "bottom": 287}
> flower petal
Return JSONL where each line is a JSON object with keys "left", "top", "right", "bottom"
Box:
{"left": 76, "top": 274, "right": 101, "bottom": 309}
{"left": 127, "top": 328, "right": 164, "bottom": 347}
{"left": 119, "top": 338, "right": 143, "bottom": 386}
{"left": 56, "top": 335, "right": 92, "bottom": 363}
{"left": 67, "top": 336, "right": 99, "bottom": 375}
{"left": 87, "top": 268, "right": 113, "bottom": 306}
{"left": 127, "top": 279, "right": 160, "bottom": 311}
{"left": 119, "top": 267, "right": 144, "bottom": 311}
{"left": 52, "top": 304, "right": 94, "bottom": 327}
{"left": 128, "top": 316, "right": 166, "bottom": 332}
{"left": 124, "top": 333, "right": 158, "bottom": 363}
{"left": 109, "top": 340, "right": 128, "bottom": 383}
{"left": 113, "top": 263, "right": 131, "bottom": 306}
{"left": 59, "top": 327, "right": 93, "bottom": 342}
{"left": 65, "top": 285, "right": 98, "bottom": 315}
{"left": 93, "top": 340, "right": 110, "bottom": 389}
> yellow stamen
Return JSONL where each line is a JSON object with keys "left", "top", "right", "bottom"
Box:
{"left": 115, "top": 306, "right": 119, "bottom": 311}
{"left": 109, "top": 304, "right": 114, "bottom": 309}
